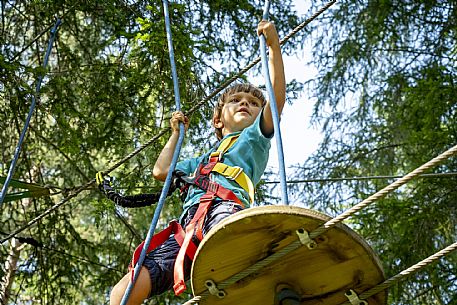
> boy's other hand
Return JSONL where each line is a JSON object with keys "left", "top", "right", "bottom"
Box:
{"left": 257, "top": 20, "right": 280, "bottom": 48}
{"left": 170, "top": 111, "right": 189, "bottom": 134}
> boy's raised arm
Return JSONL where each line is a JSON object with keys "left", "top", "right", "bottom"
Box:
{"left": 257, "top": 20, "right": 286, "bottom": 137}
{"left": 153, "top": 111, "right": 189, "bottom": 181}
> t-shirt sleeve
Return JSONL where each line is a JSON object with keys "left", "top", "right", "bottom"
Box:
{"left": 175, "top": 155, "right": 204, "bottom": 176}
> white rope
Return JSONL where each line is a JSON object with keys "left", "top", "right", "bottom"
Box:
{"left": 309, "top": 144, "right": 457, "bottom": 239}
{"left": 339, "top": 242, "right": 457, "bottom": 304}
{"left": 182, "top": 296, "right": 201, "bottom": 305}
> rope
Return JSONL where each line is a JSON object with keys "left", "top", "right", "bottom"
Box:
{"left": 259, "top": 0, "right": 288, "bottom": 204}
{"left": 119, "top": 1, "right": 186, "bottom": 304}
{"left": 182, "top": 296, "right": 201, "bottom": 305}
{"left": 309, "top": 144, "right": 457, "bottom": 239}
{"left": 0, "top": 181, "right": 92, "bottom": 243}
{"left": 1, "top": 19, "right": 61, "bottom": 206}
{"left": 264, "top": 171, "right": 457, "bottom": 184}
{"left": 0, "top": 0, "right": 335, "bottom": 244}
{"left": 9, "top": 2, "right": 81, "bottom": 62}
{"left": 340, "top": 242, "right": 457, "bottom": 305}
{"left": 93, "top": 171, "right": 457, "bottom": 190}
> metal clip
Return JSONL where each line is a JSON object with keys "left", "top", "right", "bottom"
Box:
{"left": 345, "top": 290, "right": 368, "bottom": 305}
{"left": 205, "top": 279, "right": 226, "bottom": 299}
{"left": 209, "top": 151, "right": 223, "bottom": 162}
{"left": 296, "top": 228, "right": 317, "bottom": 249}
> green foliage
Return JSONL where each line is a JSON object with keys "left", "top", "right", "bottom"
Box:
{"left": 1, "top": 0, "right": 301, "bottom": 304}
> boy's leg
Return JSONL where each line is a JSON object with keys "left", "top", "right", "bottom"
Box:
{"left": 202, "top": 201, "right": 243, "bottom": 236}
{"left": 110, "top": 231, "right": 191, "bottom": 304}
{"left": 110, "top": 266, "right": 151, "bottom": 305}
{"left": 109, "top": 203, "right": 235, "bottom": 305}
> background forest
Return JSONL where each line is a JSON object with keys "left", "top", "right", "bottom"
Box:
{"left": 1, "top": 0, "right": 456, "bottom": 304}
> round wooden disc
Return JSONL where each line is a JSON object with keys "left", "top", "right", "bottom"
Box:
{"left": 191, "top": 205, "right": 387, "bottom": 305}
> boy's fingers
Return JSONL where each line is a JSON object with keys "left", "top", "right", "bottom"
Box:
{"left": 257, "top": 20, "right": 274, "bottom": 36}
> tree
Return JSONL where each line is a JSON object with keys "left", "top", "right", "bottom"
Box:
{"left": 290, "top": 0, "right": 457, "bottom": 304}
{"left": 1, "top": 1, "right": 302, "bottom": 304}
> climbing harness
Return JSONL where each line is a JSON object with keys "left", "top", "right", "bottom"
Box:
{"left": 176, "top": 134, "right": 254, "bottom": 205}
{"left": 128, "top": 133, "right": 254, "bottom": 295}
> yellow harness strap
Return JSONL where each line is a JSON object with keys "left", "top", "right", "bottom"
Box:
{"left": 211, "top": 163, "right": 255, "bottom": 203}
{"left": 208, "top": 135, "right": 255, "bottom": 203}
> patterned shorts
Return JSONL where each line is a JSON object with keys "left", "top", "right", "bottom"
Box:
{"left": 143, "top": 201, "right": 243, "bottom": 296}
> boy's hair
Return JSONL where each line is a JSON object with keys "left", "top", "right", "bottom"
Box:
{"left": 213, "top": 83, "right": 267, "bottom": 140}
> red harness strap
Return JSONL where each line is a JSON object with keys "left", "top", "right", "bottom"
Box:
{"left": 173, "top": 158, "right": 243, "bottom": 295}
{"left": 129, "top": 220, "right": 198, "bottom": 281}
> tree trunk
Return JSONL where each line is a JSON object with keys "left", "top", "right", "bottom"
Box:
{"left": 0, "top": 238, "right": 24, "bottom": 305}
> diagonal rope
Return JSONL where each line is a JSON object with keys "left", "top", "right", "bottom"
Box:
{"left": 340, "top": 242, "right": 457, "bottom": 304}
{"left": 309, "top": 144, "right": 457, "bottom": 239}
{"left": 0, "top": 0, "right": 335, "bottom": 244}
{"left": 0, "top": 19, "right": 61, "bottom": 206}
{"left": 0, "top": 181, "right": 93, "bottom": 244}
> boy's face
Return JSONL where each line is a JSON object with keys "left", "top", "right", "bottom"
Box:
{"left": 213, "top": 92, "right": 263, "bottom": 137}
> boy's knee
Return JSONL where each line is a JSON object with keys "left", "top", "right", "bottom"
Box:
{"left": 109, "top": 268, "right": 151, "bottom": 305}
{"left": 110, "top": 276, "right": 129, "bottom": 305}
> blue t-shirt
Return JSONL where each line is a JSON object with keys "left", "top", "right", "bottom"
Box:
{"left": 175, "top": 110, "right": 271, "bottom": 218}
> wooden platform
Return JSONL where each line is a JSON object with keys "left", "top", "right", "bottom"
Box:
{"left": 191, "top": 205, "right": 387, "bottom": 305}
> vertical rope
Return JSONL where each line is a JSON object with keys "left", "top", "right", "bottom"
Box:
{"left": 259, "top": 0, "right": 288, "bottom": 205}
{"left": 119, "top": 1, "right": 185, "bottom": 304}
{"left": 0, "top": 19, "right": 61, "bottom": 206}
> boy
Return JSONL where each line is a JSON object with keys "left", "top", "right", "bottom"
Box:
{"left": 109, "top": 20, "right": 285, "bottom": 305}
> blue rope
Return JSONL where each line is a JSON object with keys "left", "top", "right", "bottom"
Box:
{"left": 0, "top": 19, "right": 61, "bottom": 206}
{"left": 259, "top": 1, "right": 289, "bottom": 204}
{"left": 119, "top": 1, "right": 185, "bottom": 304}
